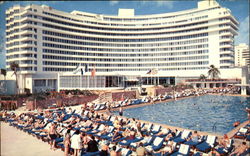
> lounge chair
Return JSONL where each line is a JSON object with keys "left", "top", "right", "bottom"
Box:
{"left": 234, "top": 127, "right": 248, "bottom": 139}
{"left": 142, "top": 136, "right": 154, "bottom": 146}
{"left": 170, "top": 144, "right": 190, "bottom": 156}
{"left": 87, "top": 124, "right": 105, "bottom": 134}
{"left": 184, "top": 135, "right": 205, "bottom": 147}
{"left": 119, "top": 137, "right": 143, "bottom": 146}
{"left": 120, "top": 148, "right": 132, "bottom": 156}
{"left": 215, "top": 139, "right": 234, "bottom": 155}
{"left": 142, "top": 123, "right": 153, "bottom": 134}
{"left": 155, "top": 128, "right": 170, "bottom": 137}
{"left": 81, "top": 151, "right": 101, "bottom": 156}
{"left": 148, "top": 136, "right": 165, "bottom": 151}
{"left": 173, "top": 130, "right": 191, "bottom": 143}
{"left": 151, "top": 124, "right": 162, "bottom": 134}
{"left": 196, "top": 135, "right": 217, "bottom": 153}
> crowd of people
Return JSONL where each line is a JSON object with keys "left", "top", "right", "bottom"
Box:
{"left": 1, "top": 103, "right": 249, "bottom": 156}
{"left": 0, "top": 85, "right": 248, "bottom": 156}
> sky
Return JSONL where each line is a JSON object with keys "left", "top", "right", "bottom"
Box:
{"left": 0, "top": 0, "right": 249, "bottom": 69}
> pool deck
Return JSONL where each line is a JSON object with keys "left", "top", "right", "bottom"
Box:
{"left": 208, "top": 93, "right": 250, "bottom": 97}
{"left": 0, "top": 122, "right": 63, "bottom": 156}
{"left": 227, "top": 120, "right": 250, "bottom": 138}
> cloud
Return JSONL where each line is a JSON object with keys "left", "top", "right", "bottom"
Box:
{"left": 140, "top": 0, "right": 174, "bottom": 9}
{"left": 109, "top": 1, "right": 119, "bottom": 6}
{"left": 155, "top": 1, "right": 174, "bottom": 9}
{"left": 235, "top": 16, "right": 249, "bottom": 45}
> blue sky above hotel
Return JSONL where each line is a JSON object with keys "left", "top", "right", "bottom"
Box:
{"left": 0, "top": 0, "right": 249, "bottom": 69}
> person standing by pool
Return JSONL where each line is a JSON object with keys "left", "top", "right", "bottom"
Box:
{"left": 119, "top": 105, "right": 123, "bottom": 116}
{"left": 64, "top": 129, "right": 71, "bottom": 156}
{"left": 86, "top": 136, "right": 99, "bottom": 153}
{"left": 110, "top": 146, "right": 121, "bottom": 156}
{"left": 136, "top": 142, "right": 147, "bottom": 156}
{"left": 48, "top": 122, "right": 58, "bottom": 150}
{"left": 246, "top": 107, "right": 250, "bottom": 119}
{"left": 71, "top": 130, "right": 82, "bottom": 156}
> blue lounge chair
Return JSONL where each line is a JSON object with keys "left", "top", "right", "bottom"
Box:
{"left": 171, "top": 144, "right": 190, "bottom": 156}
{"left": 234, "top": 127, "right": 248, "bottom": 139}
{"left": 120, "top": 148, "right": 132, "bottom": 156}
{"left": 143, "top": 136, "right": 154, "bottom": 146}
{"left": 196, "top": 135, "right": 217, "bottom": 153}
{"left": 184, "top": 135, "right": 205, "bottom": 147}
{"left": 119, "top": 137, "right": 143, "bottom": 146}
{"left": 82, "top": 151, "right": 101, "bottom": 156}
{"left": 151, "top": 124, "right": 162, "bottom": 134}
{"left": 173, "top": 130, "right": 191, "bottom": 144}
{"left": 150, "top": 136, "right": 165, "bottom": 151}
{"left": 215, "top": 139, "right": 234, "bottom": 155}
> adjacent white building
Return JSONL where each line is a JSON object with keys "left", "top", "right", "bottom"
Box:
{"left": 235, "top": 43, "right": 250, "bottom": 67}
{"left": 4, "top": 0, "right": 247, "bottom": 93}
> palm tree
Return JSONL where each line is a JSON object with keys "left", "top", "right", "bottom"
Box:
{"left": 199, "top": 74, "right": 206, "bottom": 81}
{"left": 0, "top": 69, "right": 6, "bottom": 80}
{"left": 208, "top": 65, "right": 220, "bottom": 80}
{"left": 10, "top": 62, "right": 19, "bottom": 94}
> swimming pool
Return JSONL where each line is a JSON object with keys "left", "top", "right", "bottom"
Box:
{"left": 115, "top": 95, "right": 250, "bottom": 134}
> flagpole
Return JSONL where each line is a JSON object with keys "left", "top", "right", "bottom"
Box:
{"left": 79, "top": 66, "right": 81, "bottom": 90}
{"left": 80, "top": 73, "right": 82, "bottom": 89}
{"left": 87, "top": 64, "right": 89, "bottom": 89}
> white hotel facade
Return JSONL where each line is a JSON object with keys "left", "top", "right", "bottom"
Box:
{"left": 5, "top": 0, "right": 248, "bottom": 93}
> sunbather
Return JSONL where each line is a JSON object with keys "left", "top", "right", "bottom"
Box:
{"left": 155, "top": 140, "right": 175, "bottom": 155}
{"left": 112, "top": 129, "right": 123, "bottom": 142}
{"left": 229, "top": 142, "right": 248, "bottom": 156}
{"left": 218, "top": 134, "right": 230, "bottom": 148}
{"left": 187, "top": 130, "right": 200, "bottom": 143}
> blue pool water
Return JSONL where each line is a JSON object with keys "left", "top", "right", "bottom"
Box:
{"left": 115, "top": 95, "right": 250, "bottom": 134}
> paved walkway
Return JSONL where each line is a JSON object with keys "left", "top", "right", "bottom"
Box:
{"left": 0, "top": 122, "right": 63, "bottom": 156}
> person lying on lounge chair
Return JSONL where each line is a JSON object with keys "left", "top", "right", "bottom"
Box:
{"left": 186, "top": 130, "right": 200, "bottom": 143}
{"left": 165, "top": 130, "right": 176, "bottom": 141}
{"left": 229, "top": 142, "right": 248, "bottom": 156}
{"left": 155, "top": 140, "right": 175, "bottom": 155}
{"left": 96, "top": 125, "right": 110, "bottom": 136}
{"left": 112, "top": 129, "right": 123, "bottom": 142}
{"left": 155, "top": 128, "right": 170, "bottom": 137}
{"left": 218, "top": 134, "right": 230, "bottom": 148}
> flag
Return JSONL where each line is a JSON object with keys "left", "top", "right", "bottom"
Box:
{"left": 146, "top": 69, "right": 152, "bottom": 74}
{"left": 91, "top": 66, "right": 96, "bottom": 77}
{"left": 146, "top": 69, "right": 158, "bottom": 75}
{"left": 85, "top": 64, "right": 88, "bottom": 72}
{"left": 121, "top": 94, "right": 124, "bottom": 101}
{"left": 151, "top": 68, "right": 158, "bottom": 75}
{"left": 73, "top": 64, "right": 81, "bottom": 74}
{"left": 80, "top": 68, "right": 84, "bottom": 75}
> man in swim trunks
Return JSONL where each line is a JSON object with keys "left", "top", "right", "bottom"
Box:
{"left": 48, "top": 122, "right": 58, "bottom": 150}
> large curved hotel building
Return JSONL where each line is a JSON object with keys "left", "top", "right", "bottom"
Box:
{"left": 5, "top": 0, "right": 246, "bottom": 93}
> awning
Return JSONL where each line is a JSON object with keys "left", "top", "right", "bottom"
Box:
{"left": 125, "top": 79, "right": 139, "bottom": 81}
{"left": 234, "top": 84, "right": 250, "bottom": 87}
